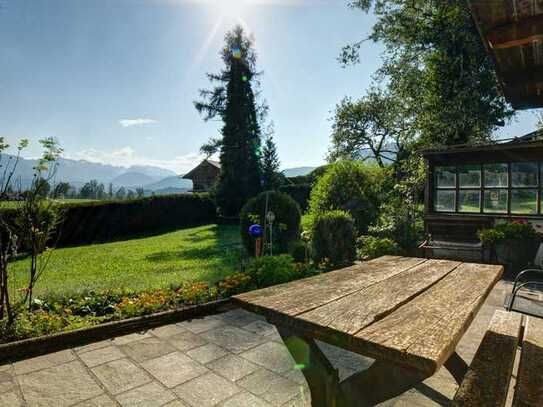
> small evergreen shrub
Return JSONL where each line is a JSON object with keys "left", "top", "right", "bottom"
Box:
{"left": 311, "top": 210, "right": 356, "bottom": 268}
{"left": 240, "top": 191, "right": 301, "bottom": 256}
{"left": 357, "top": 235, "right": 402, "bottom": 260}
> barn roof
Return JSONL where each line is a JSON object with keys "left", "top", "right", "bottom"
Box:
{"left": 469, "top": 0, "right": 543, "bottom": 109}
{"left": 182, "top": 159, "right": 221, "bottom": 180}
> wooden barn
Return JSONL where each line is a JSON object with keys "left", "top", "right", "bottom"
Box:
{"left": 182, "top": 159, "right": 221, "bottom": 192}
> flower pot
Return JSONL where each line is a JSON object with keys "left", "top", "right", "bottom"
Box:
{"left": 495, "top": 239, "right": 541, "bottom": 273}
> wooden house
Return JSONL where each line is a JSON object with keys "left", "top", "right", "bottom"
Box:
{"left": 182, "top": 159, "right": 221, "bottom": 192}
{"left": 421, "top": 136, "right": 543, "bottom": 262}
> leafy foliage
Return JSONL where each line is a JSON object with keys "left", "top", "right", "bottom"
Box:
{"left": 307, "top": 161, "right": 384, "bottom": 234}
{"left": 367, "top": 155, "right": 425, "bottom": 250}
{"left": 341, "top": 0, "right": 514, "bottom": 147}
{"left": 357, "top": 235, "right": 402, "bottom": 260}
{"left": 311, "top": 210, "right": 357, "bottom": 268}
{"left": 329, "top": 88, "right": 413, "bottom": 168}
{"left": 244, "top": 255, "right": 297, "bottom": 288}
{"left": 240, "top": 191, "right": 301, "bottom": 256}
{"left": 478, "top": 220, "right": 543, "bottom": 245}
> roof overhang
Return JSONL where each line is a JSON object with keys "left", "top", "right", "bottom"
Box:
{"left": 421, "top": 140, "right": 543, "bottom": 165}
{"left": 469, "top": 0, "right": 543, "bottom": 109}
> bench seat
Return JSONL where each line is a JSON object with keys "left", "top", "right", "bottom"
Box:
{"left": 453, "top": 310, "right": 543, "bottom": 407}
{"left": 452, "top": 310, "right": 522, "bottom": 406}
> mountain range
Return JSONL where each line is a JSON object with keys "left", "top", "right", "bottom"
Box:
{"left": 1, "top": 155, "right": 316, "bottom": 193}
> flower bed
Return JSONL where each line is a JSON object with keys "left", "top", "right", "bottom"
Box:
{"left": 0, "top": 255, "right": 317, "bottom": 344}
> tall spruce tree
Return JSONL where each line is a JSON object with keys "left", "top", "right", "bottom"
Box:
{"left": 261, "top": 126, "right": 281, "bottom": 190}
{"left": 195, "top": 26, "right": 263, "bottom": 216}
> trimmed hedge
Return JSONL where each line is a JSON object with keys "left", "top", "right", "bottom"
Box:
{"left": 279, "top": 184, "right": 312, "bottom": 212}
{"left": 240, "top": 191, "right": 301, "bottom": 256}
{"left": 0, "top": 194, "right": 217, "bottom": 247}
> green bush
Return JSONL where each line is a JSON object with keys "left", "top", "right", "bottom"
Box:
{"left": 307, "top": 161, "right": 384, "bottom": 234}
{"left": 279, "top": 184, "right": 312, "bottom": 211}
{"left": 357, "top": 235, "right": 402, "bottom": 260}
{"left": 311, "top": 210, "right": 356, "bottom": 268}
{"left": 240, "top": 191, "right": 301, "bottom": 256}
{"left": 478, "top": 221, "right": 542, "bottom": 244}
{"left": 289, "top": 240, "right": 308, "bottom": 263}
{"left": 244, "top": 255, "right": 298, "bottom": 288}
{"left": 0, "top": 194, "right": 217, "bottom": 247}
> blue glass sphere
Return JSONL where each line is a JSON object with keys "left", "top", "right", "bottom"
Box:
{"left": 249, "top": 224, "right": 263, "bottom": 238}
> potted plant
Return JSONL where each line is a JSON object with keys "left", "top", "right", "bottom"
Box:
{"left": 479, "top": 220, "right": 542, "bottom": 273}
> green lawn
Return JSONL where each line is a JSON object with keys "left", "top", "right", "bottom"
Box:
{"left": 10, "top": 224, "right": 241, "bottom": 298}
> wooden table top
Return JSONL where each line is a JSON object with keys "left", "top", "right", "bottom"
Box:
{"left": 233, "top": 256, "right": 503, "bottom": 375}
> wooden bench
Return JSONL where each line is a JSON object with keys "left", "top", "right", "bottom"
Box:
{"left": 420, "top": 216, "right": 493, "bottom": 262}
{"left": 452, "top": 310, "right": 543, "bottom": 406}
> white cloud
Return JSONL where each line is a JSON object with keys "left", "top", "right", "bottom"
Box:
{"left": 66, "top": 147, "right": 204, "bottom": 174}
{"left": 119, "top": 118, "right": 158, "bottom": 128}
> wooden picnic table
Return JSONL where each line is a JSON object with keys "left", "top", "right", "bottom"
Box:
{"left": 233, "top": 256, "right": 503, "bottom": 406}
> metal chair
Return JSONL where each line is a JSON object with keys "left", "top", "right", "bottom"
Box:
{"left": 504, "top": 268, "right": 543, "bottom": 318}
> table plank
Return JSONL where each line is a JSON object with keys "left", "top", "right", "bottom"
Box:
{"left": 234, "top": 256, "right": 427, "bottom": 319}
{"left": 297, "top": 259, "right": 462, "bottom": 336}
{"left": 355, "top": 263, "right": 503, "bottom": 374}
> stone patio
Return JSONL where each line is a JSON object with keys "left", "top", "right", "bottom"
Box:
{"left": 0, "top": 280, "right": 524, "bottom": 406}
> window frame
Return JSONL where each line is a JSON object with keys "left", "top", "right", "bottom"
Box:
{"left": 431, "top": 162, "right": 542, "bottom": 216}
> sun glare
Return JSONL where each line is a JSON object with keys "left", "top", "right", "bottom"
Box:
{"left": 217, "top": 0, "right": 252, "bottom": 18}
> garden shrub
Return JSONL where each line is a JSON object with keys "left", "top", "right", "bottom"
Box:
{"left": 311, "top": 210, "right": 356, "bottom": 268}
{"left": 357, "top": 235, "right": 402, "bottom": 260}
{"left": 244, "top": 254, "right": 298, "bottom": 288}
{"left": 0, "top": 194, "right": 217, "bottom": 247}
{"left": 240, "top": 191, "right": 301, "bottom": 256}
{"left": 478, "top": 220, "right": 542, "bottom": 244}
{"left": 307, "top": 161, "right": 384, "bottom": 234}
{"left": 278, "top": 184, "right": 312, "bottom": 211}
{"left": 288, "top": 240, "right": 308, "bottom": 263}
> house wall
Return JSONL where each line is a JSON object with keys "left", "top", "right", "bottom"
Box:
{"left": 190, "top": 164, "right": 220, "bottom": 192}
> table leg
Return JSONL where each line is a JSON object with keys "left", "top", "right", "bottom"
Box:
{"left": 276, "top": 325, "right": 432, "bottom": 406}
{"left": 443, "top": 351, "right": 468, "bottom": 384}
{"left": 276, "top": 326, "right": 348, "bottom": 407}
{"left": 340, "top": 360, "right": 430, "bottom": 405}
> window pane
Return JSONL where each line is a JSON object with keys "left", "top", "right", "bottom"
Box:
{"left": 435, "top": 167, "right": 456, "bottom": 188}
{"left": 483, "top": 190, "right": 508, "bottom": 213}
{"left": 459, "top": 190, "right": 480, "bottom": 213}
{"left": 511, "top": 189, "right": 537, "bottom": 214}
{"left": 459, "top": 165, "right": 481, "bottom": 187}
{"left": 484, "top": 164, "right": 508, "bottom": 187}
{"left": 435, "top": 190, "right": 455, "bottom": 212}
{"left": 512, "top": 163, "right": 538, "bottom": 187}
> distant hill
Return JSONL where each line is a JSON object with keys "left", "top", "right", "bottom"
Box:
{"left": 143, "top": 176, "right": 192, "bottom": 192}
{"left": 282, "top": 167, "right": 317, "bottom": 177}
{"left": 111, "top": 172, "right": 158, "bottom": 188}
{"left": 0, "top": 154, "right": 178, "bottom": 190}
{"left": 126, "top": 165, "right": 176, "bottom": 180}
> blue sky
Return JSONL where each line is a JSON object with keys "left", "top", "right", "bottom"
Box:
{"left": 0, "top": 0, "right": 539, "bottom": 174}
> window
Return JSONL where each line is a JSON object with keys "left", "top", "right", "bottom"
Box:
{"left": 432, "top": 162, "right": 542, "bottom": 216}
{"left": 483, "top": 164, "right": 508, "bottom": 214}
{"left": 434, "top": 167, "right": 456, "bottom": 212}
{"left": 484, "top": 190, "right": 508, "bottom": 213}
{"left": 511, "top": 162, "right": 538, "bottom": 215}
{"left": 484, "top": 164, "right": 508, "bottom": 188}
